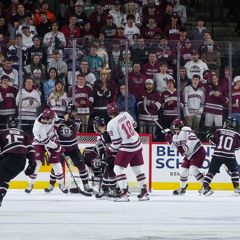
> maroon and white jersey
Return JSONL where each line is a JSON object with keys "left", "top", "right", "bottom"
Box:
{"left": 0, "top": 67, "right": 19, "bottom": 88}
{"left": 141, "top": 25, "right": 163, "bottom": 39}
{"left": 181, "top": 46, "right": 193, "bottom": 65}
{"left": 137, "top": 90, "right": 162, "bottom": 122}
{"left": 142, "top": 61, "right": 160, "bottom": 79}
{"left": 205, "top": 84, "right": 228, "bottom": 115}
{"left": 57, "top": 118, "right": 81, "bottom": 152}
{"left": 210, "top": 128, "right": 240, "bottom": 159}
{"left": 161, "top": 88, "right": 184, "bottom": 119}
{"left": 170, "top": 126, "right": 202, "bottom": 160}
{"left": 0, "top": 128, "right": 35, "bottom": 163}
{"left": 164, "top": 23, "right": 182, "bottom": 40}
{"left": 107, "top": 111, "right": 142, "bottom": 153}
{"left": 0, "top": 86, "right": 18, "bottom": 117}
{"left": 232, "top": 87, "right": 240, "bottom": 114}
{"left": 32, "top": 113, "right": 59, "bottom": 150}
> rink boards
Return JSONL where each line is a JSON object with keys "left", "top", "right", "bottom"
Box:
{"left": 9, "top": 143, "right": 240, "bottom": 190}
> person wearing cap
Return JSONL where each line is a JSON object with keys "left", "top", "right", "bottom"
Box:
{"left": 89, "top": 2, "right": 109, "bottom": 38}
{"left": 164, "top": 12, "right": 182, "bottom": 41}
{"left": 183, "top": 74, "right": 205, "bottom": 134}
{"left": 184, "top": 50, "right": 209, "bottom": 79}
{"left": 123, "top": 1, "right": 142, "bottom": 27}
{"left": 142, "top": 52, "right": 160, "bottom": 79}
{"left": 140, "top": 15, "right": 163, "bottom": 40}
{"left": 16, "top": 77, "right": 41, "bottom": 139}
{"left": 47, "top": 79, "right": 68, "bottom": 118}
{"left": 16, "top": 12, "right": 37, "bottom": 36}
{"left": 73, "top": 1, "right": 88, "bottom": 29}
{"left": 200, "top": 39, "right": 221, "bottom": 76}
{"left": 34, "top": 0, "right": 56, "bottom": 26}
{"left": 109, "top": 1, "right": 124, "bottom": 28}
{"left": 142, "top": 2, "right": 162, "bottom": 28}
{"left": 172, "top": 0, "right": 187, "bottom": 25}
{"left": 114, "top": 25, "right": 128, "bottom": 50}
{"left": 232, "top": 76, "right": 240, "bottom": 133}
{"left": 100, "top": 14, "right": 118, "bottom": 39}
{"left": 180, "top": 39, "right": 193, "bottom": 65}
{"left": 137, "top": 78, "right": 162, "bottom": 141}
{"left": 0, "top": 75, "right": 18, "bottom": 129}
{"left": 82, "top": 0, "right": 97, "bottom": 19}
{"left": 36, "top": 11, "right": 52, "bottom": 38}
{"left": 32, "top": 68, "right": 44, "bottom": 96}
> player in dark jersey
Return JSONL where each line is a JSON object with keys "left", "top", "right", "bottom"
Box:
{"left": 201, "top": 117, "right": 240, "bottom": 196}
{"left": 44, "top": 104, "right": 93, "bottom": 196}
{"left": 0, "top": 117, "right": 36, "bottom": 206}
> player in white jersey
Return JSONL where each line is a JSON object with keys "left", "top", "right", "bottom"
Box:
{"left": 106, "top": 102, "right": 149, "bottom": 202}
{"left": 25, "top": 108, "right": 68, "bottom": 194}
{"left": 165, "top": 119, "right": 207, "bottom": 195}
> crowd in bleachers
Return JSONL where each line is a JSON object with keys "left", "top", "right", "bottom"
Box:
{"left": 0, "top": 0, "right": 239, "bottom": 141}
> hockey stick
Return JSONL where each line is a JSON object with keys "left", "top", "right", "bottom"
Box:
{"left": 98, "top": 155, "right": 108, "bottom": 193}
{"left": 63, "top": 153, "right": 92, "bottom": 197}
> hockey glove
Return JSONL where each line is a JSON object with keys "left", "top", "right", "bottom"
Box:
{"left": 177, "top": 146, "right": 185, "bottom": 155}
{"left": 25, "top": 162, "right": 37, "bottom": 176}
{"left": 165, "top": 132, "right": 173, "bottom": 144}
{"left": 65, "top": 119, "right": 74, "bottom": 129}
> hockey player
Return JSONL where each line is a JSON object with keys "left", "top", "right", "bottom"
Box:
{"left": 0, "top": 117, "right": 36, "bottom": 206}
{"left": 165, "top": 119, "right": 207, "bottom": 195}
{"left": 25, "top": 108, "right": 68, "bottom": 194}
{"left": 44, "top": 104, "right": 93, "bottom": 196}
{"left": 201, "top": 117, "right": 240, "bottom": 196}
{"left": 106, "top": 102, "right": 150, "bottom": 202}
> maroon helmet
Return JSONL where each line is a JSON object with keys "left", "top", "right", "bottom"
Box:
{"left": 42, "top": 108, "right": 55, "bottom": 119}
{"left": 170, "top": 119, "right": 184, "bottom": 134}
{"left": 107, "top": 102, "right": 119, "bottom": 115}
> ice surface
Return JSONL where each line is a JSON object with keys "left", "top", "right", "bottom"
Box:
{"left": 1, "top": 189, "right": 240, "bottom": 240}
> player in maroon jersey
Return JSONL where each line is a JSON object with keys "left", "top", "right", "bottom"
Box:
{"left": 0, "top": 117, "right": 36, "bottom": 206}
{"left": 201, "top": 117, "right": 240, "bottom": 196}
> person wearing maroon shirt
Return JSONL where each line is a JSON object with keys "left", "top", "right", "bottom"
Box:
{"left": 164, "top": 12, "right": 182, "bottom": 41}
{"left": 61, "top": 14, "right": 81, "bottom": 39}
{"left": 180, "top": 39, "right": 194, "bottom": 65}
{"left": 142, "top": 52, "right": 160, "bottom": 79}
{"left": 142, "top": 2, "right": 162, "bottom": 28}
{"left": 141, "top": 15, "right": 163, "bottom": 39}
{"left": 114, "top": 25, "right": 128, "bottom": 51}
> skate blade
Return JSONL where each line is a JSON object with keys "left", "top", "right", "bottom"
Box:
{"left": 204, "top": 190, "right": 214, "bottom": 196}
{"left": 113, "top": 197, "right": 130, "bottom": 202}
{"left": 138, "top": 196, "right": 150, "bottom": 201}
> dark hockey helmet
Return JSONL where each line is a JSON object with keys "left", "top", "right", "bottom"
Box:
{"left": 66, "top": 104, "right": 77, "bottom": 115}
{"left": 7, "top": 116, "right": 19, "bottom": 129}
{"left": 107, "top": 102, "right": 119, "bottom": 116}
{"left": 170, "top": 118, "right": 184, "bottom": 134}
{"left": 224, "top": 117, "right": 237, "bottom": 130}
{"left": 42, "top": 108, "right": 55, "bottom": 120}
{"left": 93, "top": 116, "right": 106, "bottom": 133}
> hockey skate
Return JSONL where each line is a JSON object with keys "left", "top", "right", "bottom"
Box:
{"left": 59, "top": 184, "right": 68, "bottom": 194}
{"left": 137, "top": 185, "right": 150, "bottom": 201}
{"left": 84, "top": 184, "right": 93, "bottom": 194}
{"left": 25, "top": 184, "right": 34, "bottom": 193}
{"left": 201, "top": 186, "right": 214, "bottom": 196}
{"left": 44, "top": 184, "right": 54, "bottom": 193}
{"left": 234, "top": 188, "right": 240, "bottom": 196}
{"left": 95, "top": 189, "right": 109, "bottom": 199}
{"left": 173, "top": 184, "right": 188, "bottom": 195}
{"left": 108, "top": 188, "right": 116, "bottom": 199}
{"left": 114, "top": 187, "right": 130, "bottom": 202}
{"left": 0, "top": 196, "right": 3, "bottom": 207}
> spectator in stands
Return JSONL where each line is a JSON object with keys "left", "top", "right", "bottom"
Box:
{"left": 36, "top": 11, "right": 52, "bottom": 38}
{"left": 130, "top": 37, "right": 149, "bottom": 65}
{"left": 179, "top": 66, "right": 191, "bottom": 92}
{"left": 183, "top": 74, "right": 205, "bottom": 134}
{"left": 179, "top": 27, "right": 188, "bottom": 45}
{"left": 69, "top": 74, "right": 93, "bottom": 133}
{"left": 64, "top": 0, "right": 76, "bottom": 19}
{"left": 164, "top": 12, "right": 181, "bottom": 41}
{"left": 47, "top": 79, "right": 68, "bottom": 118}
{"left": 12, "top": 3, "right": 26, "bottom": 31}
{"left": 0, "top": 57, "right": 18, "bottom": 88}
{"left": 47, "top": 49, "right": 68, "bottom": 84}
{"left": 80, "top": 21, "right": 94, "bottom": 41}
{"left": 0, "top": 46, "right": 5, "bottom": 67}
{"left": 100, "top": 14, "right": 118, "bottom": 39}
{"left": 61, "top": 14, "right": 81, "bottom": 40}
{"left": 205, "top": 74, "right": 228, "bottom": 131}
{"left": 141, "top": 15, "right": 163, "bottom": 40}
{"left": 109, "top": 1, "right": 124, "bottom": 28}
{"left": 128, "top": 62, "right": 147, "bottom": 100}
{"left": 198, "top": 31, "right": 220, "bottom": 55}
{"left": 0, "top": 75, "right": 18, "bottom": 129}
{"left": 21, "top": 26, "right": 34, "bottom": 48}
{"left": 43, "top": 67, "right": 59, "bottom": 102}
{"left": 60, "top": 0, "right": 72, "bottom": 18}
{"left": 43, "top": 21, "right": 66, "bottom": 62}
{"left": 0, "top": 17, "right": 10, "bottom": 49}
{"left": 17, "top": 12, "right": 37, "bottom": 36}
{"left": 142, "top": 2, "right": 162, "bottom": 28}
{"left": 137, "top": 78, "right": 162, "bottom": 141}
{"left": 26, "top": 35, "right": 47, "bottom": 67}
{"left": 82, "top": 0, "right": 97, "bottom": 19}
{"left": 129, "top": 33, "right": 140, "bottom": 50}
{"left": 16, "top": 77, "right": 41, "bottom": 139}
{"left": 34, "top": 0, "right": 56, "bottom": 26}
{"left": 47, "top": 0, "right": 60, "bottom": 17}
{"left": 232, "top": 76, "right": 240, "bottom": 133}
{"left": 149, "top": 31, "right": 163, "bottom": 51}
{"left": 153, "top": 60, "right": 173, "bottom": 94}
{"left": 73, "top": 1, "right": 88, "bottom": 29}
{"left": 142, "top": 52, "right": 161, "bottom": 79}
{"left": 200, "top": 39, "right": 221, "bottom": 76}
{"left": 220, "top": 66, "right": 232, "bottom": 95}
{"left": 115, "top": 83, "right": 136, "bottom": 120}
{"left": 123, "top": 1, "right": 142, "bottom": 27}
{"left": 184, "top": 50, "right": 209, "bottom": 79}
{"left": 181, "top": 39, "right": 193, "bottom": 65}
{"left": 188, "top": 16, "right": 208, "bottom": 50}
{"left": 114, "top": 25, "right": 128, "bottom": 50}
{"left": 89, "top": 2, "right": 108, "bottom": 38}
{"left": 78, "top": 60, "right": 96, "bottom": 87}
{"left": 124, "top": 14, "right": 140, "bottom": 46}
{"left": 83, "top": 44, "right": 104, "bottom": 80}
{"left": 172, "top": 0, "right": 187, "bottom": 25}
{"left": 7, "top": 0, "right": 19, "bottom": 39}
{"left": 32, "top": 68, "right": 44, "bottom": 98}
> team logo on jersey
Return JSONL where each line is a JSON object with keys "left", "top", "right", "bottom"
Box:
{"left": 60, "top": 126, "right": 73, "bottom": 137}
{"left": 92, "top": 157, "right": 101, "bottom": 169}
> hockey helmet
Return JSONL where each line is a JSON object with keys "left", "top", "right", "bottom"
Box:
{"left": 170, "top": 118, "right": 184, "bottom": 134}
{"left": 100, "top": 67, "right": 111, "bottom": 75}
{"left": 66, "top": 104, "right": 77, "bottom": 115}
{"left": 107, "top": 102, "right": 119, "bottom": 116}
{"left": 7, "top": 116, "right": 19, "bottom": 129}
{"left": 224, "top": 117, "right": 237, "bottom": 130}
{"left": 93, "top": 116, "right": 106, "bottom": 133}
{"left": 42, "top": 108, "right": 55, "bottom": 120}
